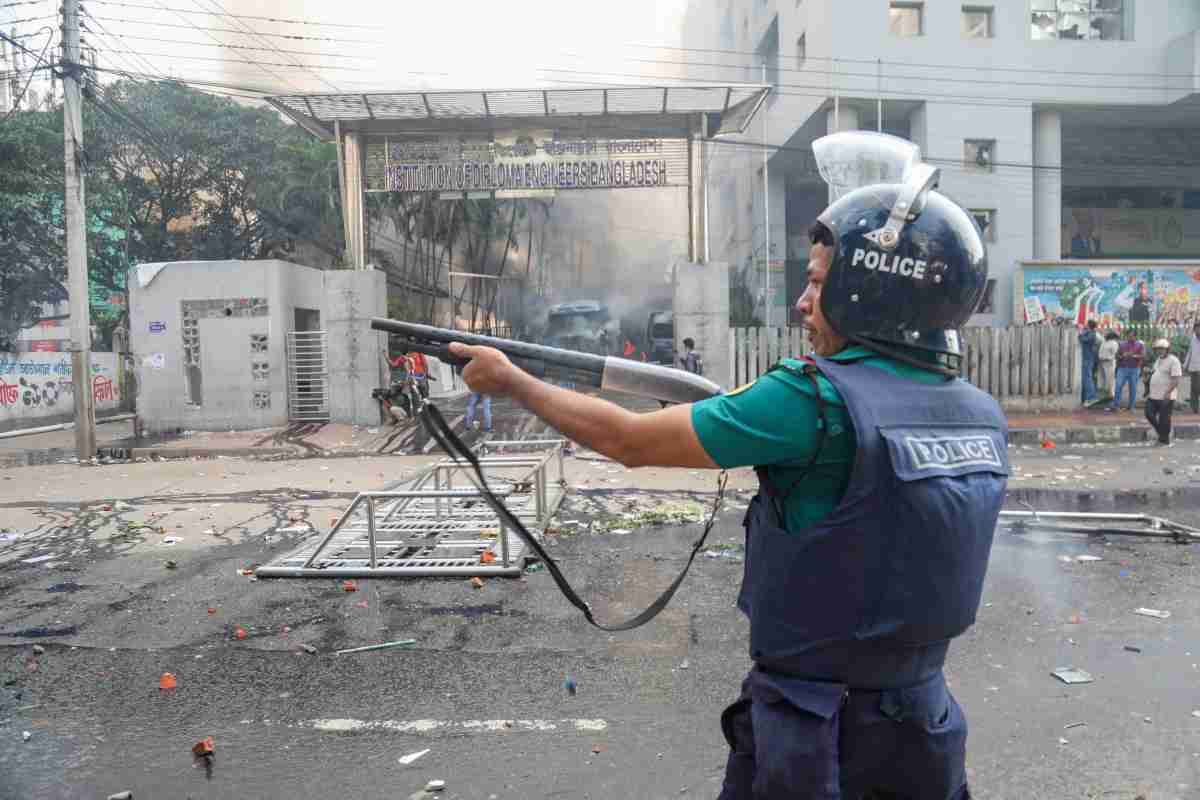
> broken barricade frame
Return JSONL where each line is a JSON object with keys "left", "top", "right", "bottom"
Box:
{"left": 255, "top": 440, "right": 567, "bottom": 578}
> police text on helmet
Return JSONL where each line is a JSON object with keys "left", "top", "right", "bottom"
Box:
{"left": 851, "top": 248, "right": 927, "bottom": 280}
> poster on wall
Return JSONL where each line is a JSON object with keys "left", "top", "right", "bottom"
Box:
{"left": 0, "top": 353, "right": 121, "bottom": 426}
{"left": 1063, "top": 208, "right": 1200, "bottom": 259}
{"left": 1023, "top": 266, "right": 1200, "bottom": 326}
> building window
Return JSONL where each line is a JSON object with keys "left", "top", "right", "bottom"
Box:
{"left": 963, "top": 6, "right": 993, "bottom": 38}
{"left": 964, "top": 139, "right": 995, "bottom": 171}
{"left": 889, "top": 2, "right": 923, "bottom": 37}
{"left": 975, "top": 279, "right": 998, "bottom": 315}
{"left": 1031, "top": 0, "right": 1129, "bottom": 41}
{"left": 969, "top": 209, "right": 996, "bottom": 241}
{"left": 796, "top": 33, "right": 806, "bottom": 66}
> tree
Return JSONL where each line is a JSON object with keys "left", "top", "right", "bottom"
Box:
{"left": 0, "top": 108, "right": 69, "bottom": 348}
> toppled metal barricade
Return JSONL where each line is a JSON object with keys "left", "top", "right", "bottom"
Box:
{"left": 256, "top": 439, "right": 568, "bottom": 578}
{"left": 999, "top": 510, "right": 1200, "bottom": 543}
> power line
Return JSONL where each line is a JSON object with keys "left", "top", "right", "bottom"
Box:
{"left": 6, "top": 12, "right": 57, "bottom": 25}
{"left": 146, "top": 0, "right": 303, "bottom": 93}
{"left": 90, "top": 46, "right": 383, "bottom": 73}
{"left": 539, "top": 70, "right": 1034, "bottom": 110}
{"left": 600, "top": 52, "right": 1195, "bottom": 94}
{"left": 81, "top": 8, "right": 166, "bottom": 81}
{"left": 191, "top": 0, "right": 340, "bottom": 93}
{"left": 90, "top": 0, "right": 379, "bottom": 30}
{"left": 90, "top": 63, "right": 278, "bottom": 93}
{"left": 1, "top": 26, "right": 53, "bottom": 123}
{"left": 627, "top": 42, "right": 1200, "bottom": 81}
{"left": 76, "top": 29, "right": 378, "bottom": 60}
{"left": 85, "top": 15, "right": 386, "bottom": 45}
{"left": 539, "top": 63, "right": 1187, "bottom": 109}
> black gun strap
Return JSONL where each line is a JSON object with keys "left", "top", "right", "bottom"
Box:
{"left": 421, "top": 404, "right": 728, "bottom": 632}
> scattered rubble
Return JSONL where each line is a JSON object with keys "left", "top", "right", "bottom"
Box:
{"left": 335, "top": 639, "right": 416, "bottom": 655}
{"left": 397, "top": 748, "right": 430, "bottom": 766}
{"left": 1051, "top": 667, "right": 1093, "bottom": 685}
{"left": 1134, "top": 608, "right": 1171, "bottom": 620}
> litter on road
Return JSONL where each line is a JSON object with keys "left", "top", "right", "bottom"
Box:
{"left": 397, "top": 748, "right": 430, "bottom": 766}
{"left": 1051, "top": 667, "right": 1094, "bottom": 685}
{"left": 425, "top": 779, "right": 446, "bottom": 792}
{"left": 335, "top": 639, "right": 417, "bottom": 655}
{"left": 1134, "top": 608, "right": 1171, "bottom": 619}
{"left": 1124, "top": 645, "right": 1143, "bottom": 653}
{"left": 159, "top": 672, "right": 177, "bottom": 690}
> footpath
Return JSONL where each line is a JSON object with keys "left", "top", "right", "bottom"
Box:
{"left": 0, "top": 394, "right": 1190, "bottom": 466}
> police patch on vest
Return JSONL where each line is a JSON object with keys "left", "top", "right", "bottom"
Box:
{"left": 851, "top": 247, "right": 927, "bottom": 281}
{"left": 880, "top": 426, "right": 1010, "bottom": 481}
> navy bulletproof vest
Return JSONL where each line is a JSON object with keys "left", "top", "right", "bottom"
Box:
{"left": 739, "top": 356, "right": 1009, "bottom": 682}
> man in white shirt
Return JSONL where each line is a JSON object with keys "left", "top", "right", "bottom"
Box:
{"left": 1146, "top": 338, "right": 1183, "bottom": 446}
{"left": 1183, "top": 321, "right": 1200, "bottom": 413}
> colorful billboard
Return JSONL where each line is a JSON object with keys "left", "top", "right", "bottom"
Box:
{"left": 1022, "top": 266, "right": 1200, "bottom": 326}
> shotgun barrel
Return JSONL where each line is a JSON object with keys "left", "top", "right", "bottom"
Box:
{"left": 370, "top": 318, "right": 722, "bottom": 405}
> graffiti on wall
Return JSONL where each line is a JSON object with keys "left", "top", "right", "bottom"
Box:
{"left": 0, "top": 353, "right": 122, "bottom": 423}
{"left": 1022, "top": 266, "right": 1200, "bottom": 326}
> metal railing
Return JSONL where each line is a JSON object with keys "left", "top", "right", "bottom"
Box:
{"left": 255, "top": 439, "right": 568, "bottom": 578}
{"left": 286, "top": 330, "right": 330, "bottom": 423}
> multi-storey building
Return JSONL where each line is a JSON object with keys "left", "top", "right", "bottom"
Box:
{"left": 683, "top": 1, "right": 1200, "bottom": 325}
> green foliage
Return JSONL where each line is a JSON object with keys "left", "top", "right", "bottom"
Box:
{"left": 0, "top": 80, "right": 346, "bottom": 348}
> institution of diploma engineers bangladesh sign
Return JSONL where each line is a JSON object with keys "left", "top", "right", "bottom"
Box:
{"left": 381, "top": 138, "right": 683, "bottom": 193}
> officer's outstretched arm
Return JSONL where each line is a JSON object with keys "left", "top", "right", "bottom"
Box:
{"left": 450, "top": 342, "right": 718, "bottom": 469}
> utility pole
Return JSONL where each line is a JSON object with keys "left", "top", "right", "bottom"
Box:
{"left": 62, "top": 0, "right": 96, "bottom": 461}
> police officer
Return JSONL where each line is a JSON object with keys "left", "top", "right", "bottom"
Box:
{"left": 449, "top": 133, "right": 1007, "bottom": 799}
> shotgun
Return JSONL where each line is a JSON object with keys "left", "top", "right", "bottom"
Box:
{"left": 369, "top": 318, "right": 722, "bottom": 405}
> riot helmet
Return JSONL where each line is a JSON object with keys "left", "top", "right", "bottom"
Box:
{"left": 812, "top": 132, "right": 988, "bottom": 371}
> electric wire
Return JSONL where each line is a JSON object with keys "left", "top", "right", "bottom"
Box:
{"left": 146, "top": 0, "right": 303, "bottom": 93}
{"left": 90, "top": 0, "right": 379, "bottom": 30}
{"left": 84, "top": 15, "right": 387, "bottom": 44}
{"left": 0, "top": 25, "right": 53, "bottom": 123}
{"left": 625, "top": 42, "right": 1200, "bottom": 80}
{"left": 191, "top": 0, "right": 340, "bottom": 93}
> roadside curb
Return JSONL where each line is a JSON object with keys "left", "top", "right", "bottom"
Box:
{"left": 96, "top": 445, "right": 299, "bottom": 461}
{"left": 1008, "top": 423, "right": 1200, "bottom": 446}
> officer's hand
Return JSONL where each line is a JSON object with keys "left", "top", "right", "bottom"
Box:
{"left": 448, "top": 343, "right": 521, "bottom": 396}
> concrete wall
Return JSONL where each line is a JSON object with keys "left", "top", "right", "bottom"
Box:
{"left": 322, "top": 268, "right": 386, "bottom": 426}
{"left": 0, "top": 352, "right": 124, "bottom": 433}
{"left": 130, "top": 260, "right": 385, "bottom": 433}
{"left": 674, "top": 260, "right": 731, "bottom": 389}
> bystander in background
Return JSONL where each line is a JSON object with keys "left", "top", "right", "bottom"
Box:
{"left": 1146, "top": 338, "right": 1182, "bottom": 445}
{"left": 1183, "top": 321, "right": 1200, "bottom": 413}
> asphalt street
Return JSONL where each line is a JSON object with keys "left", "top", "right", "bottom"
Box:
{"left": 0, "top": 436, "right": 1198, "bottom": 799}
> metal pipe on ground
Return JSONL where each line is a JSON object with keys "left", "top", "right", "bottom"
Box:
{"left": 0, "top": 413, "right": 136, "bottom": 441}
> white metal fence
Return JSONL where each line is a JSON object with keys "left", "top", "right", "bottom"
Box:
{"left": 286, "top": 330, "right": 330, "bottom": 423}
{"left": 729, "top": 326, "right": 1088, "bottom": 407}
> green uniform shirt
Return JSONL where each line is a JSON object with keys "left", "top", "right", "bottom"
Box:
{"left": 691, "top": 346, "right": 948, "bottom": 532}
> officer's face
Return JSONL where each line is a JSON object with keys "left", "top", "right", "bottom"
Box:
{"left": 796, "top": 243, "right": 848, "bottom": 357}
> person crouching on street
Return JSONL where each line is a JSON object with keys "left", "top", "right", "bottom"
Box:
{"left": 1146, "top": 338, "right": 1182, "bottom": 446}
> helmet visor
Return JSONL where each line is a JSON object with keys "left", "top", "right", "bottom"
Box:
{"left": 813, "top": 131, "right": 922, "bottom": 201}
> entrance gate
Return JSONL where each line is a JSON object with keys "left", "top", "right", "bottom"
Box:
{"left": 286, "top": 330, "right": 330, "bottom": 423}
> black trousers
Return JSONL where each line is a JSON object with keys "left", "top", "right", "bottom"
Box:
{"left": 1145, "top": 398, "right": 1174, "bottom": 444}
{"left": 1191, "top": 373, "right": 1200, "bottom": 413}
